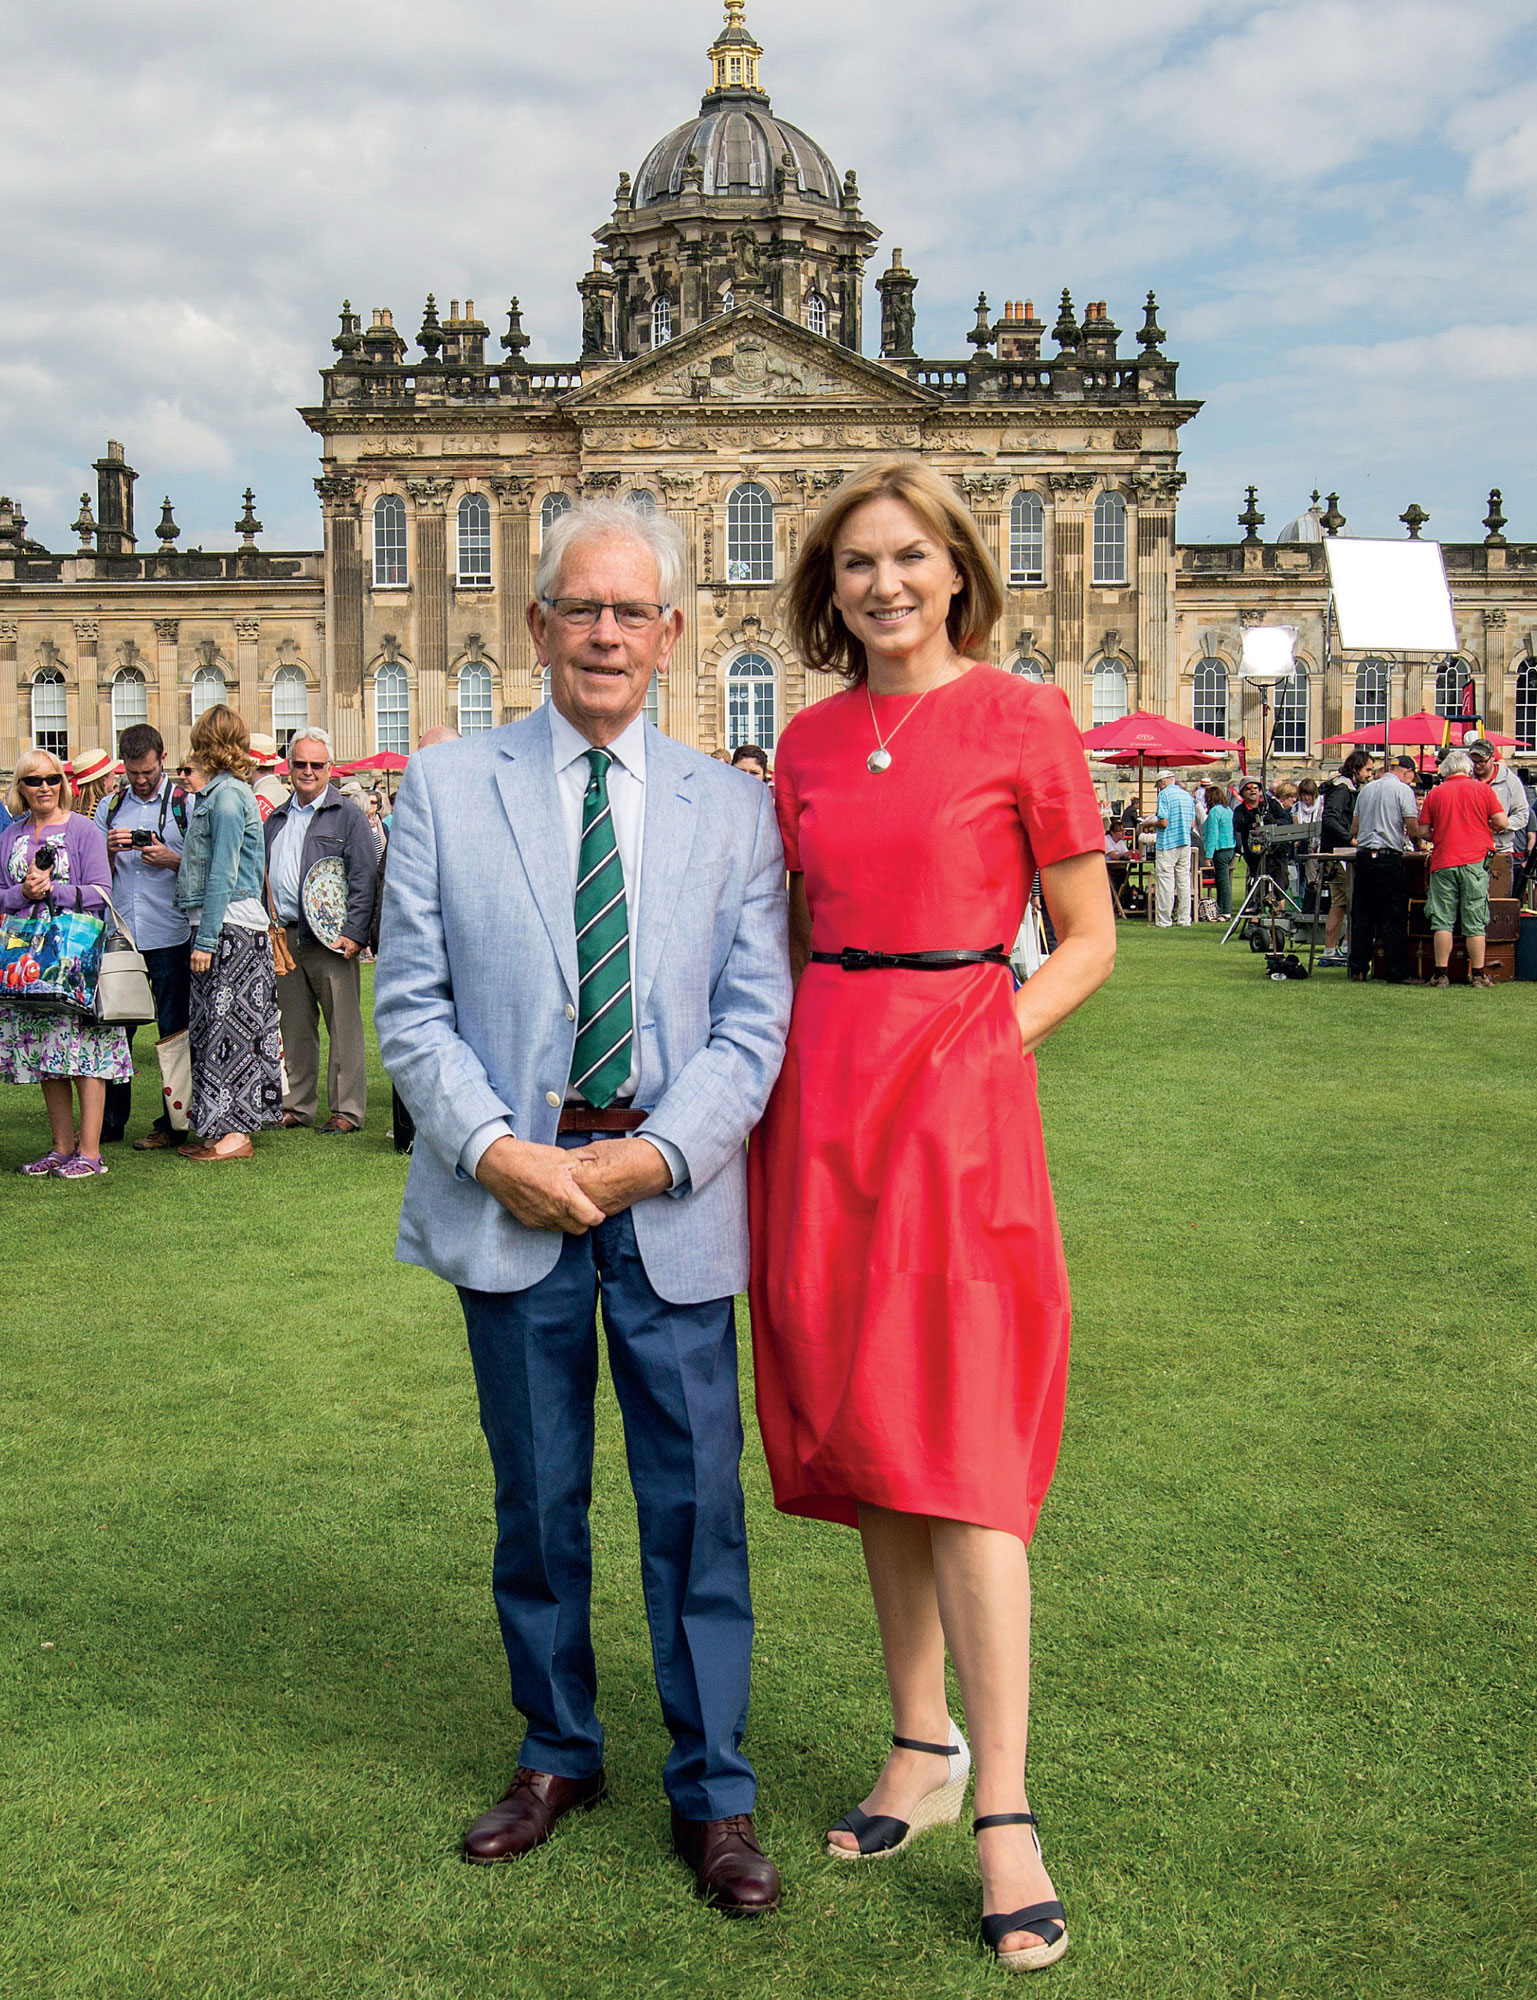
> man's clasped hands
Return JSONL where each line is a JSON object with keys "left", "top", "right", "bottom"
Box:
{"left": 475, "top": 1134, "right": 673, "bottom": 1235}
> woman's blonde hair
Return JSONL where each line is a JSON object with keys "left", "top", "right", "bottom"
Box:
{"left": 75, "top": 776, "right": 111, "bottom": 819}
{"left": 781, "top": 458, "right": 1004, "bottom": 687}
{"left": 188, "top": 703, "right": 254, "bottom": 783}
{"left": 8, "top": 746, "right": 69, "bottom": 820}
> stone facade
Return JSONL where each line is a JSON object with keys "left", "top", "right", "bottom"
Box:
{"left": 3, "top": 5, "right": 1536, "bottom": 773}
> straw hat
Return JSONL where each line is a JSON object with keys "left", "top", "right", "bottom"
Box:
{"left": 247, "top": 732, "right": 280, "bottom": 769}
{"left": 71, "top": 747, "right": 115, "bottom": 787}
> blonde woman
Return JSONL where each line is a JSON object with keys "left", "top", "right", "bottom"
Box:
{"left": 172, "top": 706, "right": 283, "bottom": 1160}
{"left": 0, "top": 748, "right": 132, "bottom": 1176}
{"left": 749, "top": 460, "right": 1115, "bottom": 1969}
{"left": 70, "top": 747, "right": 118, "bottom": 822}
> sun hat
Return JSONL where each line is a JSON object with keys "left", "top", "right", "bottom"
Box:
{"left": 247, "top": 732, "right": 280, "bottom": 769}
{"left": 71, "top": 747, "right": 115, "bottom": 787}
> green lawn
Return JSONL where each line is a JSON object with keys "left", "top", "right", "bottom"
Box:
{"left": 4, "top": 931, "right": 1533, "bottom": 1999}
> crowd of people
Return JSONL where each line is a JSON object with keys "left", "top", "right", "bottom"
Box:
{"left": 1099, "top": 741, "right": 1533, "bottom": 973}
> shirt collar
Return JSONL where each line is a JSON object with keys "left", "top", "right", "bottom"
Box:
{"left": 548, "top": 702, "right": 648, "bottom": 784}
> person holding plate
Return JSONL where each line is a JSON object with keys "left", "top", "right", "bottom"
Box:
{"left": 264, "top": 727, "right": 377, "bottom": 1134}
{"left": 748, "top": 459, "right": 1115, "bottom": 1971}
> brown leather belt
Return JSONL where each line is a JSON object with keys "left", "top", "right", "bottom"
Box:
{"left": 557, "top": 1105, "right": 649, "bottom": 1136}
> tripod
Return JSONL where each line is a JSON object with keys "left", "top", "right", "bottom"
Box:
{"left": 1221, "top": 857, "right": 1305, "bottom": 946}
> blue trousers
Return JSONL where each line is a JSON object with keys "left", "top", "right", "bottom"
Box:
{"left": 458, "top": 1177, "right": 756, "bottom": 1821}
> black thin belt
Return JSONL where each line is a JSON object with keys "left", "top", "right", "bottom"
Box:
{"left": 809, "top": 946, "right": 1011, "bottom": 972}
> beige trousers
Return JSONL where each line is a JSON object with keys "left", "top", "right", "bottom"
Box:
{"left": 277, "top": 928, "right": 367, "bottom": 1127}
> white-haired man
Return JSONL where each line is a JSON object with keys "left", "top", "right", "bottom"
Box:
{"left": 1419, "top": 747, "right": 1509, "bottom": 986}
{"left": 264, "top": 726, "right": 376, "bottom": 1130}
{"left": 376, "top": 500, "right": 791, "bottom": 1913}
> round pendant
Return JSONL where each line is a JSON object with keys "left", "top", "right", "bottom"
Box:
{"left": 867, "top": 748, "right": 893, "bottom": 774}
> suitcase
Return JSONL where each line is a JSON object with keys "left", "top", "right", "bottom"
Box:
{"left": 1391, "top": 938, "right": 1516, "bottom": 983}
{"left": 1518, "top": 912, "right": 1537, "bottom": 982}
{"left": 1407, "top": 897, "right": 1520, "bottom": 943}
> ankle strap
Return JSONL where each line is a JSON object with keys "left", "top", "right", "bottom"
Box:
{"left": 892, "top": 1733, "right": 959, "bottom": 1757}
{"left": 973, "top": 1812, "right": 1038, "bottom": 1832}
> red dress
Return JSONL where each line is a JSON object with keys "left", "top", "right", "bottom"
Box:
{"left": 748, "top": 667, "right": 1104, "bottom": 1546}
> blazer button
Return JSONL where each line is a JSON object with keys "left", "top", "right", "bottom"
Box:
{"left": 565, "top": 1004, "right": 576, "bottom": 1021}
{"left": 546, "top": 1091, "right": 561, "bottom": 1108}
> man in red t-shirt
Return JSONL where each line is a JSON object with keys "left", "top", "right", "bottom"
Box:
{"left": 1419, "top": 749, "right": 1510, "bottom": 985}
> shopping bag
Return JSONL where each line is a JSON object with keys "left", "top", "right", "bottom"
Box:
{"left": 156, "top": 1029, "right": 193, "bottom": 1131}
{"left": 0, "top": 897, "right": 105, "bottom": 1014}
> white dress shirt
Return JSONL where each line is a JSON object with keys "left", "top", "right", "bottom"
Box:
{"left": 460, "top": 704, "right": 685, "bottom": 1191}
{"left": 269, "top": 795, "right": 321, "bottom": 924}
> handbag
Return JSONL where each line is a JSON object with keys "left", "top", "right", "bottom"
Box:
{"left": 156, "top": 1028, "right": 193, "bottom": 1131}
{"left": 1, "top": 892, "right": 106, "bottom": 1014}
{"left": 92, "top": 893, "right": 157, "bottom": 1024}
{"left": 265, "top": 872, "right": 296, "bottom": 976}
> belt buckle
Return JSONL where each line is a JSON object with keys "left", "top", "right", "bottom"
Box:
{"left": 839, "top": 947, "right": 878, "bottom": 970}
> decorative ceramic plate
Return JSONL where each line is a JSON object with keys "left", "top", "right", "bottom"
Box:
{"left": 300, "top": 856, "right": 349, "bottom": 952}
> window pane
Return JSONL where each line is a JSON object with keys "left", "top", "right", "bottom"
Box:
{"left": 191, "top": 666, "right": 227, "bottom": 723}
{"left": 626, "top": 490, "right": 656, "bottom": 515}
{"left": 540, "top": 492, "right": 571, "bottom": 541}
{"left": 457, "top": 493, "right": 491, "bottom": 585}
{"left": 111, "top": 668, "right": 149, "bottom": 745}
{"left": 1516, "top": 664, "right": 1537, "bottom": 751}
{"left": 726, "top": 483, "right": 774, "bottom": 584}
{"left": 1092, "top": 493, "right": 1127, "bottom": 586}
{"left": 652, "top": 296, "right": 673, "bottom": 347}
{"left": 1091, "top": 661, "right": 1128, "bottom": 727}
{"left": 272, "top": 665, "right": 309, "bottom": 753}
{"left": 375, "top": 661, "right": 410, "bottom": 755}
{"left": 1193, "top": 658, "right": 1228, "bottom": 738}
{"left": 727, "top": 651, "right": 776, "bottom": 750}
{"left": 374, "top": 495, "right": 407, "bottom": 587}
{"left": 1272, "top": 667, "right": 1310, "bottom": 756}
{"left": 31, "top": 668, "right": 67, "bottom": 758}
{"left": 1010, "top": 492, "right": 1044, "bottom": 584}
{"left": 457, "top": 661, "right": 494, "bottom": 734}
{"left": 1354, "top": 657, "right": 1389, "bottom": 730}
{"left": 805, "top": 291, "right": 827, "bottom": 337}
{"left": 644, "top": 675, "right": 661, "bottom": 727}
{"left": 1435, "top": 659, "right": 1472, "bottom": 721}
{"left": 1010, "top": 657, "right": 1044, "bottom": 682}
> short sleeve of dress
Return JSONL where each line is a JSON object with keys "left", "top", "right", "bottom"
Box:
{"left": 774, "top": 734, "right": 803, "bottom": 872}
{"left": 1015, "top": 685, "right": 1105, "bottom": 868}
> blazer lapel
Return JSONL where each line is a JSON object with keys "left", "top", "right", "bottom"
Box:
{"left": 493, "top": 707, "right": 579, "bottom": 1001}
{"left": 635, "top": 727, "right": 697, "bottom": 1020}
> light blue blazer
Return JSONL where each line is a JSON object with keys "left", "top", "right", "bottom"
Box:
{"left": 374, "top": 705, "right": 792, "bottom": 1306}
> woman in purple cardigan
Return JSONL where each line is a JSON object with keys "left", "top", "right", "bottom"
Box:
{"left": 0, "top": 748, "right": 132, "bottom": 1178}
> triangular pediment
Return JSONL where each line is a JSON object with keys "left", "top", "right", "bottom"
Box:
{"left": 563, "top": 305, "right": 937, "bottom": 411}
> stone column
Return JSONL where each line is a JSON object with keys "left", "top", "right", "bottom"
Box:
{"left": 1048, "top": 474, "right": 1093, "bottom": 722}
{"left": 962, "top": 475, "right": 1011, "bottom": 663}
{"left": 0, "top": 621, "right": 17, "bottom": 768}
{"left": 316, "top": 474, "right": 365, "bottom": 760}
{"left": 152, "top": 620, "right": 180, "bottom": 754}
{"left": 1483, "top": 608, "right": 1509, "bottom": 731}
{"left": 74, "top": 620, "right": 104, "bottom": 746}
{"left": 659, "top": 472, "right": 701, "bottom": 745}
{"left": 491, "top": 475, "right": 535, "bottom": 717}
{"left": 234, "top": 617, "right": 260, "bottom": 732}
{"left": 1132, "top": 473, "right": 1183, "bottom": 718}
{"left": 407, "top": 476, "right": 453, "bottom": 736}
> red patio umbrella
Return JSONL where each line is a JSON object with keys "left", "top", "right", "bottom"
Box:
{"left": 1084, "top": 711, "right": 1239, "bottom": 812}
{"left": 335, "top": 751, "right": 410, "bottom": 774}
{"left": 1320, "top": 712, "right": 1517, "bottom": 749}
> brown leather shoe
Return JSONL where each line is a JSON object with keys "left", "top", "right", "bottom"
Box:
{"left": 180, "top": 1136, "right": 255, "bottom": 1163}
{"left": 317, "top": 1115, "right": 361, "bottom": 1135}
{"left": 132, "top": 1129, "right": 178, "bottom": 1150}
{"left": 670, "top": 1809, "right": 782, "bottom": 1917}
{"left": 461, "top": 1767, "right": 607, "bottom": 1865}
{"left": 278, "top": 1112, "right": 309, "bottom": 1129}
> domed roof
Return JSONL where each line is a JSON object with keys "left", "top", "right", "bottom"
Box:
{"left": 633, "top": 102, "right": 841, "bottom": 207}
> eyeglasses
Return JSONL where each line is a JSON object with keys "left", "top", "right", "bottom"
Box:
{"left": 541, "top": 597, "right": 670, "bottom": 631}
{"left": 177, "top": 765, "right": 194, "bottom": 776}
{"left": 20, "top": 773, "right": 62, "bottom": 788}
{"left": 289, "top": 760, "right": 330, "bottom": 772}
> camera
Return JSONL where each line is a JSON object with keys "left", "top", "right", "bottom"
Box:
{"left": 131, "top": 828, "right": 154, "bottom": 848}
{"left": 34, "top": 844, "right": 56, "bottom": 870}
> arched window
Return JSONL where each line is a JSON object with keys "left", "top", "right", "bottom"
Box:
{"left": 1091, "top": 660, "right": 1128, "bottom": 727}
{"left": 720, "top": 287, "right": 735, "bottom": 314}
{"left": 625, "top": 489, "right": 656, "bottom": 516}
{"left": 30, "top": 668, "right": 67, "bottom": 758}
{"left": 1193, "top": 658, "right": 1228, "bottom": 739}
{"left": 726, "top": 482, "right": 774, "bottom": 584}
{"left": 643, "top": 675, "right": 661, "bottom": 728}
{"left": 727, "top": 652, "right": 777, "bottom": 751}
{"left": 1092, "top": 492, "right": 1128, "bottom": 586}
{"left": 457, "top": 493, "right": 491, "bottom": 586}
{"left": 1435, "top": 658, "right": 1473, "bottom": 722}
{"left": 272, "top": 664, "right": 309, "bottom": 753}
{"left": 373, "top": 494, "right": 407, "bottom": 587}
{"left": 456, "top": 660, "right": 494, "bottom": 735}
{"left": 651, "top": 295, "right": 673, "bottom": 347}
{"left": 1515, "top": 661, "right": 1537, "bottom": 750}
{"left": 1272, "top": 665, "right": 1310, "bottom": 756}
{"left": 540, "top": 491, "right": 572, "bottom": 542}
{"left": 191, "top": 665, "right": 227, "bottom": 723}
{"left": 374, "top": 660, "right": 409, "bottom": 755}
{"left": 1010, "top": 657, "right": 1045, "bottom": 682}
{"left": 805, "top": 291, "right": 828, "bottom": 337}
{"left": 111, "top": 667, "right": 148, "bottom": 746}
{"left": 1009, "top": 492, "right": 1045, "bottom": 585}
{"left": 537, "top": 664, "right": 552, "bottom": 706}
{"left": 1354, "top": 657, "right": 1390, "bottom": 730}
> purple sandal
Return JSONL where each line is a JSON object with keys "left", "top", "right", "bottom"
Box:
{"left": 52, "top": 1152, "right": 108, "bottom": 1179}
{"left": 18, "top": 1150, "right": 71, "bottom": 1176}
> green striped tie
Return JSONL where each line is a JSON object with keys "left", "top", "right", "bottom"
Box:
{"left": 569, "top": 749, "right": 633, "bottom": 1109}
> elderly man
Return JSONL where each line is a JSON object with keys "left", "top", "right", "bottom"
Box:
{"left": 263, "top": 727, "right": 376, "bottom": 1132}
{"left": 375, "top": 500, "right": 791, "bottom": 1913}
{"left": 1419, "top": 747, "right": 1509, "bottom": 986}
{"left": 1150, "top": 771, "right": 1196, "bottom": 926}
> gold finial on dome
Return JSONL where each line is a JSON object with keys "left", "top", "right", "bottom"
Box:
{"left": 707, "top": 0, "right": 763, "bottom": 95}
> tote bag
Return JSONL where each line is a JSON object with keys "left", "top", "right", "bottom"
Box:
{"left": 92, "top": 894, "right": 157, "bottom": 1025}
{"left": 0, "top": 896, "right": 105, "bottom": 1014}
{"left": 156, "top": 1029, "right": 193, "bottom": 1132}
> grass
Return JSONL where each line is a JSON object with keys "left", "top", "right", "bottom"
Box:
{"left": 3, "top": 930, "right": 1534, "bottom": 1998}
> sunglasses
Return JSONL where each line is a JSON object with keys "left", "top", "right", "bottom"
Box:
{"left": 289, "top": 760, "right": 330, "bottom": 772}
{"left": 21, "top": 773, "right": 62, "bottom": 787}
{"left": 177, "top": 765, "right": 195, "bottom": 775}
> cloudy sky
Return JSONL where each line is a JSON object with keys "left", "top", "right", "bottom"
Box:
{"left": 5, "top": 0, "right": 1537, "bottom": 552}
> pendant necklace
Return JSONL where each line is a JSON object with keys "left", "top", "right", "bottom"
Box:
{"left": 865, "top": 666, "right": 953, "bottom": 775}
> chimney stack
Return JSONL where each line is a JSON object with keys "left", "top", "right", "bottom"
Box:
{"left": 93, "top": 440, "right": 137, "bottom": 557}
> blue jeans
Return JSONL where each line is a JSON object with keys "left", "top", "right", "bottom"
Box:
{"left": 458, "top": 1152, "right": 756, "bottom": 1821}
{"left": 103, "top": 941, "right": 192, "bottom": 1138}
